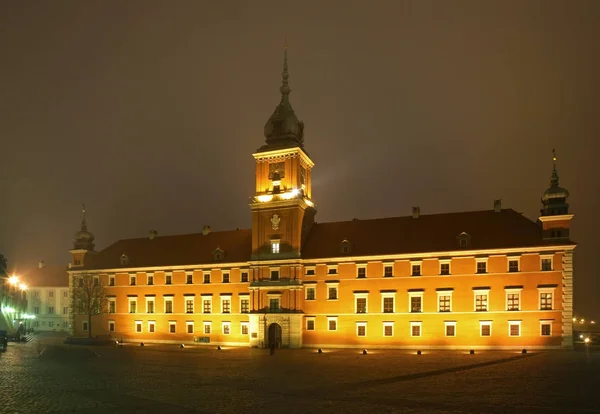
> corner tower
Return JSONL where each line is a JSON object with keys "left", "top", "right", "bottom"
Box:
{"left": 538, "top": 150, "right": 574, "bottom": 240}
{"left": 69, "top": 204, "right": 95, "bottom": 267}
{"left": 250, "top": 46, "right": 316, "bottom": 260}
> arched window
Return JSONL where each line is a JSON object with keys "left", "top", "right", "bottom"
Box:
{"left": 340, "top": 239, "right": 352, "bottom": 254}
{"left": 120, "top": 254, "right": 129, "bottom": 266}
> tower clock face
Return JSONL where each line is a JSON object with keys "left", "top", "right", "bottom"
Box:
{"left": 269, "top": 162, "right": 285, "bottom": 179}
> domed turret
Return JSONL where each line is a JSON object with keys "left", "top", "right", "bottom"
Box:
{"left": 541, "top": 150, "right": 570, "bottom": 216}
{"left": 73, "top": 204, "right": 95, "bottom": 251}
{"left": 259, "top": 43, "right": 305, "bottom": 153}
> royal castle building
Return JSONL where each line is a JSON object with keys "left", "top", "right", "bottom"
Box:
{"left": 68, "top": 49, "right": 576, "bottom": 350}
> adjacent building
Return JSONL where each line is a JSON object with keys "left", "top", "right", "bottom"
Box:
{"left": 68, "top": 49, "right": 576, "bottom": 349}
{"left": 24, "top": 262, "right": 70, "bottom": 332}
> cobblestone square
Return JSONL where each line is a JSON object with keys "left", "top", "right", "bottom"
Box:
{"left": 0, "top": 333, "right": 598, "bottom": 413}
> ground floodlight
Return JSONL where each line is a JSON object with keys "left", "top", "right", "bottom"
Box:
{"left": 217, "top": 346, "right": 222, "bottom": 350}
{"left": 417, "top": 350, "right": 422, "bottom": 355}
{"left": 362, "top": 349, "right": 368, "bottom": 355}
{"left": 470, "top": 349, "right": 475, "bottom": 355}
{"left": 521, "top": 349, "right": 527, "bottom": 354}
{"left": 318, "top": 348, "right": 323, "bottom": 354}
{"left": 140, "top": 342, "right": 144, "bottom": 347}
{"left": 180, "top": 344, "right": 185, "bottom": 349}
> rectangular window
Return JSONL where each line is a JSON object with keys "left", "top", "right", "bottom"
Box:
{"left": 186, "top": 299, "right": 194, "bottom": 314}
{"left": 328, "top": 287, "right": 338, "bottom": 300}
{"left": 384, "top": 265, "right": 393, "bottom": 277}
{"left": 383, "top": 322, "right": 394, "bottom": 337}
{"left": 169, "top": 322, "right": 176, "bottom": 333}
{"left": 269, "top": 298, "right": 280, "bottom": 312}
{"left": 165, "top": 274, "right": 172, "bottom": 285}
{"left": 541, "top": 323, "right": 552, "bottom": 336}
{"left": 411, "top": 264, "right": 421, "bottom": 276}
{"left": 306, "top": 268, "right": 316, "bottom": 276}
{"left": 186, "top": 322, "right": 194, "bottom": 334}
{"left": 63, "top": 291, "right": 69, "bottom": 298}
{"left": 356, "top": 297, "right": 367, "bottom": 313}
{"left": 357, "top": 267, "right": 366, "bottom": 278}
{"left": 241, "top": 322, "right": 249, "bottom": 335}
{"left": 187, "top": 274, "right": 193, "bottom": 284}
{"left": 222, "top": 299, "right": 231, "bottom": 313}
{"left": 147, "top": 299, "right": 155, "bottom": 314}
{"left": 356, "top": 323, "right": 367, "bottom": 337}
{"left": 108, "top": 275, "right": 115, "bottom": 286}
{"left": 445, "top": 322, "right": 456, "bottom": 337}
{"left": 507, "top": 293, "right": 520, "bottom": 311}
{"left": 306, "top": 318, "right": 315, "bottom": 331}
{"left": 509, "top": 260, "right": 519, "bottom": 272}
{"left": 270, "top": 270, "right": 280, "bottom": 281}
{"left": 509, "top": 322, "right": 521, "bottom": 337}
{"left": 108, "top": 321, "right": 115, "bottom": 332}
{"left": 410, "top": 322, "right": 422, "bottom": 337}
{"left": 34, "top": 306, "right": 39, "bottom": 315}
{"left": 383, "top": 297, "right": 394, "bottom": 313}
{"left": 203, "top": 322, "right": 211, "bottom": 334}
{"left": 130, "top": 275, "right": 136, "bottom": 286}
{"left": 148, "top": 321, "right": 155, "bottom": 333}
{"left": 476, "top": 261, "right": 487, "bottom": 274}
{"left": 327, "top": 266, "right": 337, "bottom": 275}
{"left": 33, "top": 291, "right": 39, "bottom": 298}
{"left": 540, "top": 293, "right": 553, "bottom": 310}
{"left": 135, "top": 321, "right": 142, "bottom": 333}
{"left": 47, "top": 307, "right": 53, "bottom": 315}
{"left": 438, "top": 295, "right": 451, "bottom": 312}
{"left": 271, "top": 242, "right": 280, "bottom": 254}
{"left": 165, "top": 299, "right": 173, "bottom": 314}
{"left": 306, "top": 287, "right": 316, "bottom": 300}
{"left": 222, "top": 322, "right": 231, "bottom": 335}
{"left": 108, "top": 300, "right": 116, "bottom": 314}
{"left": 241, "top": 272, "right": 249, "bottom": 282}
{"left": 410, "top": 296, "right": 422, "bottom": 313}
{"left": 63, "top": 307, "right": 69, "bottom": 315}
{"left": 203, "top": 299, "right": 211, "bottom": 313}
{"left": 475, "top": 294, "right": 488, "bottom": 311}
{"left": 203, "top": 273, "right": 210, "bottom": 284}
{"left": 480, "top": 322, "right": 492, "bottom": 337}
{"left": 327, "top": 317, "right": 337, "bottom": 331}
{"left": 129, "top": 300, "right": 137, "bottom": 314}
{"left": 222, "top": 273, "right": 230, "bottom": 283}
{"left": 82, "top": 321, "right": 88, "bottom": 331}
{"left": 240, "top": 298, "right": 249, "bottom": 313}
{"left": 49, "top": 290, "right": 54, "bottom": 298}
{"left": 147, "top": 275, "right": 154, "bottom": 285}
{"left": 440, "top": 263, "right": 450, "bottom": 275}
{"left": 541, "top": 258, "right": 552, "bottom": 271}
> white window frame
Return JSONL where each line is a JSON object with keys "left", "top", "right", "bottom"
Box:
{"left": 327, "top": 316, "right": 338, "bottom": 331}
{"left": 305, "top": 266, "right": 316, "bottom": 277}
{"left": 221, "top": 295, "right": 232, "bottom": 314}
{"left": 354, "top": 292, "right": 369, "bottom": 314}
{"left": 266, "top": 293, "right": 282, "bottom": 312}
{"left": 410, "top": 261, "right": 422, "bottom": 276}
{"left": 135, "top": 320, "right": 142, "bottom": 333}
{"left": 147, "top": 272, "right": 154, "bottom": 285}
{"left": 271, "top": 239, "right": 280, "bottom": 254}
{"left": 148, "top": 320, "right": 156, "bottom": 333}
{"left": 130, "top": 274, "right": 137, "bottom": 286}
{"left": 164, "top": 297, "right": 174, "bottom": 313}
{"left": 408, "top": 291, "right": 424, "bottom": 313}
{"left": 185, "top": 271, "right": 194, "bottom": 284}
{"left": 184, "top": 295, "right": 195, "bottom": 314}
{"left": 108, "top": 275, "right": 115, "bottom": 286}
{"left": 538, "top": 287, "right": 556, "bottom": 310}
{"left": 146, "top": 297, "right": 155, "bottom": 314}
{"left": 326, "top": 282, "right": 339, "bottom": 301}
{"left": 383, "top": 262, "right": 394, "bottom": 277}
{"left": 508, "top": 320, "right": 522, "bottom": 337}
{"left": 203, "top": 271, "right": 211, "bottom": 284}
{"left": 410, "top": 321, "right": 422, "bottom": 337}
{"left": 444, "top": 321, "right": 457, "bottom": 337}
{"left": 473, "top": 289, "right": 490, "bottom": 312}
{"left": 203, "top": 321, "right": 211, "bottom": 334}
{"left": 476, "top": 258, "right": 488, "bottom": 274}
{"left": 383, "top": 321, "right": 394, "bottom": 337}
{"left": 222, "top": 321, "right": 231, "bottom": 335}
{"left": 356, "top": 264, "right": 367, "bottom": 278}
{"left": 356, "top": 321, "right": 367, "bottom": 337}
{"left": 239, "top": 296, "right": 250, "bottom": 313}
{"left": 439, "top": 260, "right": 451, "bottom": 275}
{"left": 540, "top": 320, "right": 553, "bottom": 336}
{"left": 202, "top": 296, "right": 212, "bottom": 314}
{"left": 327, "top": 265, "right": 338, "bottom": 275}
{"left": 168, "top": 321, "right": 176, "bottom": 334}
{"left": 128, "top": 297, "right": 137, "bottom": 314}
{"left": 222, "top": 272, "right": 230, "bottom": 283}
{"left": 540, "top": 255, "right": 553, "bottom": 271}
{"left": 305, "top": 286, "right": 316, "bottom": 300}
{"left": 186, "top": 321, "right": 194, "bottom": 334}
{"left": 108, "top": 298, "right": 116, "bottom": 314}
{"left": 108, "top": 320, "right": 115, "bottom": 332}
{"left": 305, "top": 317, "right": 316, "bottom": 331}
{"left": 437, "top": 290, "right": 453, "bottom": 312}
{"left": 479, "top": 321, "right": 492, "bottom": 337}
{"left": 240, "top": 321, "right": 249, "bottom": 335}
{"left": 507, "top": 256, "right": 520, "bottom": 272}
{"left": 505, "top": 288, "right": 523, "bottom": 311}
{"left": 381, "top": 292, "right": 396, "bottom": 313}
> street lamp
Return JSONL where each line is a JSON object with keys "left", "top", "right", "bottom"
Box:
{"left": 8, "top": 275, "right": 19, "bottom": 286}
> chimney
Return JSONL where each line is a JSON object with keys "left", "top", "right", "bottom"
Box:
{"left": 149, "top": 230, "right": 158, "bottom": 240}
{"left": 38, "top": 260, "right": 45, "bottom": 269}
{"left": 494, "top": 199, "right": 502, "bottom": 213}
{"left": 202, "top": 225, "right": 211, "bottom": 236}
{"left": 412, "top": 206, "right": 420, "bottom": 219}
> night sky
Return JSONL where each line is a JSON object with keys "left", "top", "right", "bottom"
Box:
{"left": 1, "top": 2, "right": 598, "bottom": 317}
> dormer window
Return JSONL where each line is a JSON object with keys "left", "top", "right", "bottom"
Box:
{"left": 271, "top": 239, "right": 280, "bottom": 254}
{"left": 340, "top": 239, "right": 352, "bottom": 254}
{"left": 120, "top": 254, "right": 129, "bottom": 266}
{"left": 212, "top": 248, "right": 224, "bottom": 262}
{"left": 457, "top": 232, "right": 471, "bottom": 248}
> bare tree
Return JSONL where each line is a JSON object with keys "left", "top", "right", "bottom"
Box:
{"left": 72, "top": 273, "right": 108, "bottom": 339}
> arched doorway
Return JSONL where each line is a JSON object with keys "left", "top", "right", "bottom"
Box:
{"left": 268, "top": 323, "right": 282, "bottom": 348}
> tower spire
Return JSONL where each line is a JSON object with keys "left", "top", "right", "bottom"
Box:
{"left": 81, "top": 204, "right": 88, "bottom": 232}
{"left": 280, "top": 38, "right": 290, "bottom": 100}
{"left": 550, "top": 148, "right": 559, "bottom": 187}
{"left": 73, "top": 204, "right": 95, "bottom": 251}
{"left": 540, "top": 148, "right": 570, "bottom": 217}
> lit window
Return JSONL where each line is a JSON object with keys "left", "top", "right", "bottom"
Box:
{"left": 438, "top": 295, "right": 451, "bottom": 312}
{"left": 475, "top": 292, "right": 488, "bottom": 311}
{"left": 185, "top": 299, "right": 194, "bottom": 314}
{"left": 241, "top": 322, "right": 249, "bottom": 335}
{"left": 356, "top": 322, "right": 367, "bottom": 337}
{"left": 271, "top": 241, "right": 280, "bottom": 254}
{"left": 240, "top": 298, "right": 249, "bottom": 313}
{"left": 222, "top": 322, "right": 231, "bottom": 335}
{"left": 506, "top": 292, "right": 520, "bottom": 311}
{"left": 540, "top": 292, "right": 553, "bottom": 310}
{"left": 203, "top": 322, "right": 211, "bottom": 334}
{"left": 222, "top": 298, "right": 231, "bottom": 313}
{"left": 410, "top": 322, "right": 422, "bottom": 337}
{"left": 203, "top": 298, "right": 211, "bottom": 313}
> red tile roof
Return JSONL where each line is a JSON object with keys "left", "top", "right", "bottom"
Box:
{"left": 77, "top": 209, "right": 573, "bottom": 271}
{"left": 22, "top": 265, "right": 69, "bottom": 287}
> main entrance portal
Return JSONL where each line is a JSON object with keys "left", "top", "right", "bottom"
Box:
{"left": 268, "top": 323, "right": 282, "bottom": 348}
